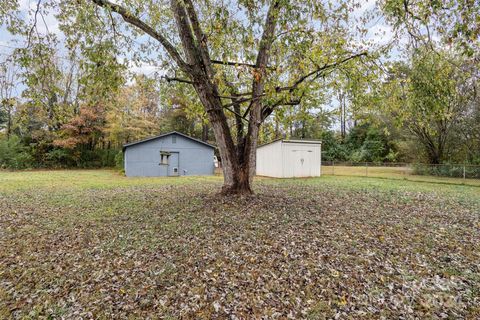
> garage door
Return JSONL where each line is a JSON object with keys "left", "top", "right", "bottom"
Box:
{"left": 284, "top": 144, "right": 316, "bottom": 177}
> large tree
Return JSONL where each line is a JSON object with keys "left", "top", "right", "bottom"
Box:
{"left": 381, "top": 50, "right": 467, "bottom": 164}
{"left": 2, "top": 0, "right": 370, "bottom": 193}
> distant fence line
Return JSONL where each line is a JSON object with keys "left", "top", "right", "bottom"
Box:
{"left": 321, "top": 161, "right": 480, "bottom": 180}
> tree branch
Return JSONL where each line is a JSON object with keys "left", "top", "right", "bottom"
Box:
{"left": 275, "top": 52, "right": 367, "bottom": 92}
{"left": 265, "top": 88, "right": 307, "bottom": 121}
{"left": 211, "top": 59, "right": 274, "bottom": 69}
{"left": 252, "top": 0, "right": 281, "bottom": 98}
{"left": 222, "top": 96, "right": 257, "bottom": 109}
{"left": 27, "top": 0, "right": 42, "bottom": 48}
{"left": 261, "top": 94, "right": 303, "bottom": 120}
{"left": 216, "top": 93, "right": 253, "bottom": 99}
{"left": 223, "top": 106, "right": 249, "bottom": 122}
{"left": 182, "top": 0, "right": 215, "bottom": 78}
{"left": 221, "top": 75, "right": 248, "bottom": 144}
{"left": 170, "top": 0, "right": 200, "bottom": 66}
{"left": 163, "top": 76, "right": 195, "bottom": 84}
{"left": 183, "top": 0, "right": 206, "bottom": 46}
{"left": 90, "top": 0, "right": 189, "bottom": 71}
{"left": 246, "top": 0, "right": 282, "bottom": 164}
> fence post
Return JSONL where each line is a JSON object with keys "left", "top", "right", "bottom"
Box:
{"left": 332, "top": 161, "right": 335, "bottom": 176}
{"left": 365, "top": 162, "right": 368, "bottom": 177}
{"left": 463, "top": 164, "right": 466, "bottom": 180}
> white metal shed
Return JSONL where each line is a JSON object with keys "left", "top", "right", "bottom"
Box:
{"left": 256, "top": 139, "right": 322, "bottom": 178}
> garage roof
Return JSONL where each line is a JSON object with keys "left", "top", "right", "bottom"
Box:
{"left": 122, "top": 131, "right": 216, "bottom": 151}
{"left": 257, "top": 138, "right": 322, "bottom": 149}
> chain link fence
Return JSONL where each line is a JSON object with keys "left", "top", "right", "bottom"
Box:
{"left": 321, "top": 161, "right": 480, "bottom": 186}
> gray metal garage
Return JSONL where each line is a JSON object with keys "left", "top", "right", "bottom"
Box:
{"left": 123, "top": 131, "right": 215, "bottom": 177}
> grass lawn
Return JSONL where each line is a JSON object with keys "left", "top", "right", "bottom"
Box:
{"left": 1, "top": 170, "right": 479, "bottom": 319}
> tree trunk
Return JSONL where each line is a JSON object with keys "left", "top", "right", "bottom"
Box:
{"left": 214, "top": 119, "right": 255, "bottom": 195}
{"left": 222, "top": 160, "right": 254, "bottom": 195}
{"left": 427, "top": 152, "right": 441, "bottom": 165}
{"left": 337, "top": 90, "right": 347, "bottom": 141}
{"left": 201, "top": 122, "right": 209, "bottom": 142}
{"left": 192, "top": 80, "right": 254, "bottom": 195}
{"left": 423, "top": 142, "right": 442, "bottom": 164}
{"left": 7, "top": 103, "right": 11, "bottom": 140}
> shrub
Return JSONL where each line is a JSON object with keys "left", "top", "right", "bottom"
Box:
{"left": 0, "top": 136, "right": 33, "bottom": 169}
{"left": 99, "top": 149, "right": 118, "bottom": 167}
{"left": 115, "top": 150, "right": 124, "bottom": 169}
{"left": 349, "top": 149, "right": 367, "bottom": 163}
{"left": 71, "top": 149, "right": 118, "bottom": 168}
{"left": 45, "top": 148, "right": 75, "bottom": 168}
{"left": 384, "top": 150, "right": 399, "bottom": 162}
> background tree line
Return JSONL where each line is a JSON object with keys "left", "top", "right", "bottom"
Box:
{"left": 1, "top": 43, "right": 479, "bottom": 169}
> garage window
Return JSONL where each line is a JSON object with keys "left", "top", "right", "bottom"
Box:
{"left": 172, "top": 135, "right": 176, "bottom": 143}
{"left": 160, "top": 151, "right": 171, "bottom": 165}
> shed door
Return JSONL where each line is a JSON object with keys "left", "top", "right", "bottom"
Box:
{"left": 284, "top": 144, "right": 316, "bottom": 177}
{"left": 168, "top": 153, "right": 179, "bottom": 176}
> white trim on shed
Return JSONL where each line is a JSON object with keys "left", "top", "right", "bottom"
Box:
{"left": 256, "top": 139, "right": 322, "bottom": 178}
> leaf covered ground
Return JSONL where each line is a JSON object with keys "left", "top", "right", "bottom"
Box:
{"left": 0, "top": 171, "right": 479, "bottom": 319}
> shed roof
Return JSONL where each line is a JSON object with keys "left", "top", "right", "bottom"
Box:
{"left": 257, "top": 138, "right": 322, "bottom": 149}
{"left": 122, "top": 131, "right": 216, "bottom": 151}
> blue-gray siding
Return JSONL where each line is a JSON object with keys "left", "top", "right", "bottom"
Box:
{"left": 124, "top": 133, "right": 214, "bottom": 177}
